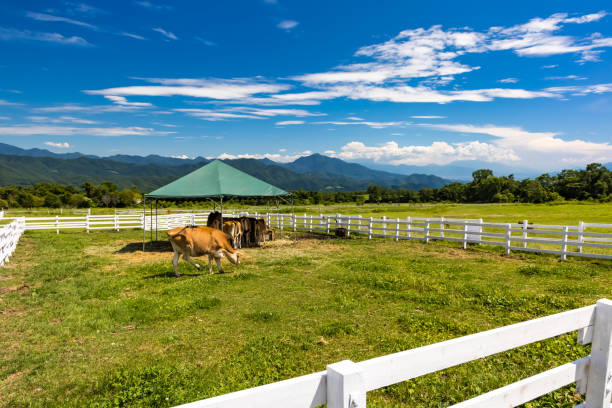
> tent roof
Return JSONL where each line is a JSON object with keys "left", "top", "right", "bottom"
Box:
{"left": 144, "top": 160, "right": 290, "bottom": 199}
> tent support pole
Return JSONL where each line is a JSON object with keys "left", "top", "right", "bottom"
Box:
{"left": 142, "top": 196, "right": 146, "bottom": 251}
{"left": 155, "top": 199, "right": 158, "bottom": 241}
{"left": 220, "top": 196, "right": 223, "bottom": 227}
{"left": 150, "top": 200, "right": 153, "bottom": 243}
{"left": 291, "top": 194, "right": 296, "bottom": 243}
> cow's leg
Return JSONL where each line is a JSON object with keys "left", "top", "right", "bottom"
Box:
{"left": 182, "top": 253, "right": 201, "bottom": 272}
{"left": 172, "top": 250, "right": 181, "bottom": 277}
{"left": 215, "top": 256, "right": 224, "bottom": 274}
{"left": 208, "top": 255, "right": 213, "bottom": 274}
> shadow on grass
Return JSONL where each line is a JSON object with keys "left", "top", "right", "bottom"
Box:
{"left": 142, "top": 271, "right": 203, "bottom": 279}
{"left": 115, "top": 240, "right": 173, "bottom": 254}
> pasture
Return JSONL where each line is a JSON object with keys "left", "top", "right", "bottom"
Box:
{"left": 1, "top": 203, "right": 612, "bottom": 407}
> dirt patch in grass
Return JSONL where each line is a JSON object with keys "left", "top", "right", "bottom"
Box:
{"left": 0, "top": 283, "right": 30, "bottom": 295}
{"left": 0, "top": 369, "right": 30, "bottom": 391}
{"left": 0, "top": 309, "right": 26, "bottom": 317}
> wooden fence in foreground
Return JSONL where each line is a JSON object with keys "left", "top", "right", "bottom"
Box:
{"left": 0, "top": 218, "right": 25, "bottom": 266}
{"left": 174, "top": 299, "right": 612, "bottom": 408}
{"left": 6, "top": 211, "right": 612, "bottom": 260}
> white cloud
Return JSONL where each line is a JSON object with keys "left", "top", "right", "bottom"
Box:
{"left": 175, "top": 107, "right": 322, "bottom": 121}
{"left": 135, "top": 1, "right": 172, "bottom": 11}
{"left": 34, "top": 104, "right": 146, "bottom": 113}
{"left": 218, "top": 150, "right": 312, "bottom": 163}
{"left": 276, "top": 120, "right": 304, "bottom": 125}
{"left": 545, "top": 83, "right": 612, "bottom": 95}
{"left": 45, "top": 141, "right": 71, "bottom": 148}
{"left": 542, "top": 64, "right": 558, "bottom": 69}
{"left": 152, "top": 27, "right": 177, "bottom": 40}
{"left": 420, "top": 123, "right": 612, "bottom": 163}
{"left": 120, "top": 32, "right": 146, "bottom": 40}
{"left": 27, "top": 115, "right": 99, "bottom": 124}
{"left": 85, "top": 78, "right": 290, "bottom": 100}
{"left": 330, "top": 140, "right": 519, "bottom": 165}
{"left": 0, "top": 125, "right": 171, "bottom": 137}
{"left": 195, "top": 37, "right": 215, "bottom": 46}
{"left": 313, "top": 120, "right": 408, "bottom": 129}
{"left": 347, "top": 116, "right": 364, "bottom": 120}
{"left": 104, "top": 95, "right": 153, "bottom": 107}
{"left": 0, "top": 99, "right": 21, "bottom": 106}
{"left": 277, "top": 20, "right": 298, "bottom": 31}
{"left": 0, "top": 27, "right": 91, "bottom": 46}
{"left": 411, "top": 115, "right": 445, "bottom": 119}
{"left": 282, "top": 11, "right": 612, "bottom": 105}
{"left": 170, "top": 154, "right": 190, "bottom": 159}
{"left": 499, "top": 78, "right": 519, "bottom": 83}
{"left": 544, "top": 75, "right": 587, "bottom": 80}
{"left": 0, "top": 116, "right": 9, "bottom": 120}
{"left": 25, "top": 11, "right": 97, "bottom": 30}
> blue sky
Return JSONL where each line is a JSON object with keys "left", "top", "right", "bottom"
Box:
{"left": 0, "top": 0, "right": 611, "bottom": 173}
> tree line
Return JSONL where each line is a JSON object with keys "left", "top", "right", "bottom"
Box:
{"left": 0, "top": 163, "right": 610, "bottom": 208}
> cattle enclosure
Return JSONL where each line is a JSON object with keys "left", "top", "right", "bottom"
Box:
{"left": 1, "top": 203, "right": 612, "bottom": 407}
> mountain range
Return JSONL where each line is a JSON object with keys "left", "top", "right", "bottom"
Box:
{"left": 0, "top": 143, "right": 452, "bottom": 192}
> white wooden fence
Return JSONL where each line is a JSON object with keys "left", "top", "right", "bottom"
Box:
{"left": 0, "top": 218, "right": 25, "bottom": 266}
{"left": 174, "top": 299, "right": 612, "bottom": 408}
{"left": 265, "top": 213, "right": 612, "bottom": 261}
{"left": 7, "top": 211, "right": 612, "bottom": 260}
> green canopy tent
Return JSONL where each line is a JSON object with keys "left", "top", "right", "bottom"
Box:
{"left": 142, "top": 160, "right": 292, "bottom": 249}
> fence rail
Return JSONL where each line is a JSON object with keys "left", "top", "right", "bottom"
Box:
{"left": 0, "top": 218, "right": 25, "bottom": 266}
{"left": 7, "top": 211, "right": 612, "bottom": 260}
{"left": 174, "top": 300, "right": 612, "bottom": 408}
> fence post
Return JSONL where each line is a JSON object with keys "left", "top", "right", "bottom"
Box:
{"left": 326, "top": 360, "right": 366, "bottom": 408}
{"left": 326, "top": 215, "right": 330, "bottom": 235}
{"left": 462, "top": 223, "right": 468, "bottom": 249}
{"left": 191, "top": 213, "right": 195, "bottom": 226}
{"left": 395, "top": 218, "right": 399, "bottom": 242}
{"left": 337, "top": 213, "right": 341, "bottom": 230}
{"left": 522, "top": 219, "right": 528, "bottom": 249}
{"left": 382, "top": 216, "right": 387, "bottom": 237}
{"left": 505, "top": 223, "right": 511, "bottom": 255}
{"left": 440, "top": 216, "right": 445, "bottom": 238}
{"left": 584, "top": 299, "right": 612, "bottom": 408}
{"left": 267, "top": 212, "right": 271, "bottom": 227}
{"left": 309, "top": 215, "right": 313, "bottom": 232}
{"left": 561, "top": 226, "right": 568, "bottom": 261}
{"left": 407, "top": 216, "right": 411, "bottom": 238}
{"left": 279, "top": 214, "right": 282, "bottom": 231}
{"left": 578, "top": 221, "right": 584, "bottom": 253}
{"left": 424, "top": 219, "right": 430, "bottom": 243}
{"left": 114, "top": 214, "right": 119, "bottom": 231}
{"left": 368, "top": 217, "right": 373, "bottom": 240}
{"left": 56, "top": 215, "right": 59, "bottom": 234}
{"left": 292, "top": 213, "right": 296, "bottom": 232}
{"left": 86, "top": 214, "right": 90, "bottom": 234}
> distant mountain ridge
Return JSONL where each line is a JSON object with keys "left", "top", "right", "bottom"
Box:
{"left": 0, "top": 143, "right": 452, "bottom": 191}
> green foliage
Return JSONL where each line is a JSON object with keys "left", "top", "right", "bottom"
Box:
{"left": 0, "top": 181, "right": 141, "bottom": 208}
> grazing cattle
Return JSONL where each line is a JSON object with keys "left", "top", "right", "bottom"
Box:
{"left": 335, "top": 227, "right": 348, "bottom": 238}
{"left": 207, "top": 211, "right": 222, "bottom": 230}
{"left": 223, "top": 220, "right": 242, "bottom": 249}
{"left": 167, "top": 226, "right": 240, "bottom": 276}
{"left": 253, "top": 218, "right": 268, "bottom": 246}
{"left": 239, "top": 217, "right": 251, "bottom": 248}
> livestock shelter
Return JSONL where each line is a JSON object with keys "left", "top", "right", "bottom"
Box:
{"left": 142, "top": 159, "right": 292, "bottom": 248}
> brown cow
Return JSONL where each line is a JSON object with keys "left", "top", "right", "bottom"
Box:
{"left": 223, "top": 220, "right": 242, "bottom": 249}
{"left": 207, "top": 211, "right": 222, "bottom": 230}
{"left": 167, "top": 226, "right": 240, "bottom": 276}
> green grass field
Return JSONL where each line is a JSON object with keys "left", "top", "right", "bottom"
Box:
{"left": 1, "top": 203, "right": 612, "bottom": 407}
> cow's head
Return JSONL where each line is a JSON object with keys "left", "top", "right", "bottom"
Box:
{"left": 227, "top": 250, "right": 241, "bottom": 265}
